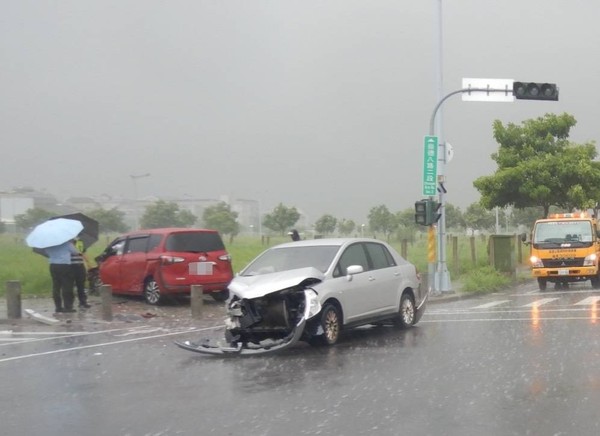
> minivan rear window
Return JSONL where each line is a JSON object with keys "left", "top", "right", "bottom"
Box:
{"left": 165, "top": 232, "right": 225, "bottom": 252}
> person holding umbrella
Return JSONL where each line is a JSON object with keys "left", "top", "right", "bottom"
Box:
{"left": 26, "top": 218, "right": 85, "bottom": 314}
{"left": 45, "top": 240, "right": 80, "bottom": 313}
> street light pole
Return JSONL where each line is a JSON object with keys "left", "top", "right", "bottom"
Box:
{"left": 130, "top": 173, "right": 150, "bottom": 229}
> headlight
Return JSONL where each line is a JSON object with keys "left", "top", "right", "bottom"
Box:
{"left": 530, "top": 256, "right": 543, "bottom": 268}
{"left": 303, "top": 289, "right": 321, "bottom": 320}
{"left": 584, "top": 253, "right": 597, "bottom": 266}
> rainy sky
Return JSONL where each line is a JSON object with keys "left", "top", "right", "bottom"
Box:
{"left": 1, "top": 0, "right": 599, "bottom": 223}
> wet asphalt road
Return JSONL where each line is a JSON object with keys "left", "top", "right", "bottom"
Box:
{"left": 2, "top": 282, "right": 600, "bottom": 436}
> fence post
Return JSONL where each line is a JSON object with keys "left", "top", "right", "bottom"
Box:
{"left": 191, "top": 285, "right": 204, "bottom": 319}
{"left": 100, "top": 284, "right": 112, "bottom": 321}
{"left": 6, "top": 281, "right": 22, "bottom": 319}
{"left": 516, "top": 234, "right": 523, "bottom": 264}
{"left": 470, "top": 236, "right": 477, "bottom": 265}
{"left": 401, "top": 239, "right": 408, "bottom": 258}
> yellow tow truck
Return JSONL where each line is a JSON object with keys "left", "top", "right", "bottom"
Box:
{"left": 523, "top": 212, "right": 600, "bottom": 291}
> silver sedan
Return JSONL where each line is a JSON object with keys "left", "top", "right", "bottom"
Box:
{"left": 175, "top": 238, "right": 426, "bottom": 355}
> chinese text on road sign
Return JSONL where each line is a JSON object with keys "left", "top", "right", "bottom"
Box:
{"left": 422, "top": 135, "right": 438, "bottom": 196}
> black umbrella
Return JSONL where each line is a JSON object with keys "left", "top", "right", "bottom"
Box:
{"left": 52, "top": 212, "right": 99, "bottom": 251}
{"left": 32, "top": 212, "right": 99, "bottom": 256}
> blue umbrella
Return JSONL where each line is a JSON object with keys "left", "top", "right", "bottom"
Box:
{"left": 25, "top": 218, "right": 84, "bottom": 249}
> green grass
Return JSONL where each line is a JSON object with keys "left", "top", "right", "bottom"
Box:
{"left": 0, "top": 233, "right": 525, "bottom": 298}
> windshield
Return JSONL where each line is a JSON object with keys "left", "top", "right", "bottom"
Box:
{"left": 533, "top": 220, "right": 594, "bottom": 244}
{"left": 241, "top": 245, "right": 340, "bottom": 276}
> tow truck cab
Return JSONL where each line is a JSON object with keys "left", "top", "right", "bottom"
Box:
{"left": 525, "top": 212, "right": 600, "bottom": 291}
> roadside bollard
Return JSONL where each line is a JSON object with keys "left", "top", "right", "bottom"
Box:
{"left": 100, "top": 284, "right": 113, "bottom": 321}
{"left": 6, "top": 281, "right": 22, "bottom": 319}
{"left": 191, "top": 285, "right": 203, "bottom": 319}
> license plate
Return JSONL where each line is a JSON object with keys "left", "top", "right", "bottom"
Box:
{"left": 189, "top": 262, "right": 213, "bottom": 275}
{"left": 558, "top": 269, "right": 569, "bottom": 276}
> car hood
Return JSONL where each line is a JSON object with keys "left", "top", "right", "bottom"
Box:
{"left": 229, "top": 267, "right": 324, "bottom": 299}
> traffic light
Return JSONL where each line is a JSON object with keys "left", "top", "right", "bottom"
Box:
{"left": 426, "top": 200, "right": 442, "bottom": 224}
{"left": 415, "top": 200, "right": 428, "bottom": 226}
{"left": 513, "top": 82, "right": 559, "bottom": 101}
{"left": 415, "top": 199, "right": 442, "bottom": 226}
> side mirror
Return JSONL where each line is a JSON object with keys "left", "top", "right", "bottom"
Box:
{"left": 520, "top": 233, "right": 530, "bottom": 246}
{"left": 346, "top": 265, "right": 364, "bottom": 281}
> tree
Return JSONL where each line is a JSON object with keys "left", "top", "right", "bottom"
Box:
{"left": 314, "top": 214, "right": 337, "bottom": 235}
{"left": 395, "top": 208, "right": 419, "bottom": 242}
{"left": 262, "top": 203, "right": 300, "bottom": 235}
{"left": 87, "top": 207, "right": 128, "bottom": 233}
{"left": 202, "top": 202, "right": 240, "bottom": 240}
{"left": 368, "top": 205, "right": 398, "bottom": 240}
{"left": 396, "top": 208, "right": 419, "bottom": 230}
{"left": 140, "top": 200, "right": 197, "bottom": 229}
{"left": 510, "top": 206, "right": 546, "bottom": 229}
{"left": 463, "top": 202, "right": 495, "bottom": 232}
{"left": 444, "top": 203, "right": 465, "bottom": 230}
{"left": 14, "top": 207, "right": 54, "bottom": 231}
{"left": 337, "top": 218, "right": 356, "bottom": 236}
{"left": 474, "top": 113, "right": 600, "bottom": 217}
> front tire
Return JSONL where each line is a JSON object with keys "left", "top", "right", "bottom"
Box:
{"left": 592, "top": 274, "right": 600, "bottom": 289}
{"left": 537, "top": 278, "right": 547, "bottom": 291}
{"left": 143, "top": 278, "right": 162, "bottom": 305}
{"left": 89, "top": 275, "right": 103, "bottom": 296}
{"left": 310, "top": 303, "right": 341, "bottom": 346}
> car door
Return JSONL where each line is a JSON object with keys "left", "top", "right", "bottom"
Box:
{"left": 363, "top": 242, "right": 401, "bottom": 314}
{"left": 332, "top": 242, "right": 380, "bottom": 323}
{"left": 119, "top": 235, "right": 150, "bottom": 293}
{"left": 98, "top": 238, "right": 126, "bottom": 291}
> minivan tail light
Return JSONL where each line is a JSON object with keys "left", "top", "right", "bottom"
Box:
{"left": 160, "top": 255, "right": 185, "bottom": 265}
{"left": 219, "top": 254, "right": 231, "bottom": 262}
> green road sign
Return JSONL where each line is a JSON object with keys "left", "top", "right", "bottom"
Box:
{"left": 422, "top": 135, "right": 438, "bottom": 196}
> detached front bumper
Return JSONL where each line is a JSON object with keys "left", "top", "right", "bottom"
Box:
{"left": 174, "top": 316, "right": 307, "bottom": 356}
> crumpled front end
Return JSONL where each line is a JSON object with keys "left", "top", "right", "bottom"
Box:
{"left": 175, "top": 268, "right": 323, "bottom": 355}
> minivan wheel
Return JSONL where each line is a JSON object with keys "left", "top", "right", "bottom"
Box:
{"left": 211, "top": 290, "right": 229, "bottom": 302}
{"left": 143, "top": 278, "right": 162, "bottom": 305}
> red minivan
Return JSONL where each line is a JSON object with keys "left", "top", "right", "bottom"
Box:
{"left": 96, "top": 228, "right": 233, "bottom": 304}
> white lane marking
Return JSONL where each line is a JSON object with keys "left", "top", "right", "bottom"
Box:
{"left": 0, "top": 325, "right": 201, "bottom": 348}
{"left": 0, "top": 338, "right": 40, "bottom": 342}
{"left": 0, "top": 325, "right": 223, "bottom": 364}
{"left": 575, "top": 296, "right": 600, "bottom": 306}
{"left": 421, "top": 316, "right": 597, "bottom": 323}
{"left": 522, "top": 298, "right": 560, "bottom": 308}
{"left": 0, "top": 331, "right": 79, "bottom": 336}
{"left": 113, "top": 327, "right": 169, "bottom": 337}
{"left": 512, "top": 289, "right": 599, "bottom": 297}
{"left": 471, "top": 300, "right": 511, "bottom": 309}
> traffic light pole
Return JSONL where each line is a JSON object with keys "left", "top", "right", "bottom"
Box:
{"left": 429, "top": 87, "right": 512, "bottom": 293}
{"left": 426, "top": 83, "right": 557, "bottom": 293}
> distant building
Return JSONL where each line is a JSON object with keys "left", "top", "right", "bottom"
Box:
{"left": 0, "top": 195, "right": 34, "bottom": 226}
{"left": 64, "top": 196, "right": 101, "bottom": 212}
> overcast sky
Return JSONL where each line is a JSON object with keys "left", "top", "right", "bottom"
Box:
{"left": 1, "top": 0, "right": 599, "bottom": 223}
